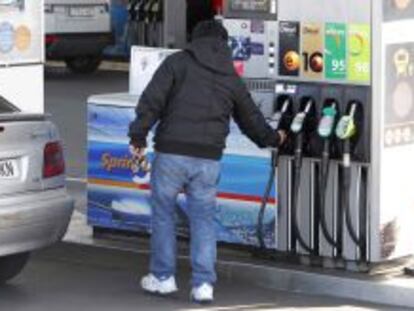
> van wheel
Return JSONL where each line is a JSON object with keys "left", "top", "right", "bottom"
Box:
{"left": 65, "top": 55, "right": 102, "bottom": 74}
{"left": 0, "top": 253, "right": 30, "bottom": 284}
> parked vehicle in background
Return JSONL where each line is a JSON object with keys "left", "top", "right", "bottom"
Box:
{"left": 0, "top": 0, "right": 25, "bottom": 11}
{"left": 45, "top": 0, "right": 112, "bottom": 74}
{"left": 0, "top": 97, "right": 74, "bottom": 283}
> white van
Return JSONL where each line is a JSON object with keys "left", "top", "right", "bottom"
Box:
{"left": 0, "top": 0, "right": 25, "bottom": 11}
{"left": 45, "top": 0, "right": 112, "bottom": 73}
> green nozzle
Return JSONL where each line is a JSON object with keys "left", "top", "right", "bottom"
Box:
{"left": 335, "top": 116, "right": 356, "bottom": 140}
{"left": 317, "top": 106, "right": 337, "bottom": 138}
{"left": 322, "top": 106, "right": 337, "bottom": 117}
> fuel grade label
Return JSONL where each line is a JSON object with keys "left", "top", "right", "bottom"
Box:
{"left": 301, "top": 22, "right": 324, "bottom": 80}
{"left": 325, "top": 23, "right": 347, "bottom": 81}
{"left": 279, "top": 21, "right": 300, "bottom": 77}
{"left": 348, "top": 24, "right": 371, "bottom": 83}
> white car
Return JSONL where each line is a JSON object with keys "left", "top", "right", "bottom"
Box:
{"left": 0, "top": 97, "right": 74, "bottom": 283}
{"left": 45, "top": 0, "right": 112, "bottom": 74}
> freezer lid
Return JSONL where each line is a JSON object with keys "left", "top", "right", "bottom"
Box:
{"left": 44, "top": 0, "right": 109, "bottom": 5}
{"left": 87, "top": 93, "right": 140, "bottom": 108}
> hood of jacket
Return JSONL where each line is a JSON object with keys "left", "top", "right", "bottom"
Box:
{"left": 185, "top": 37, "right": 236, "bottom": 76}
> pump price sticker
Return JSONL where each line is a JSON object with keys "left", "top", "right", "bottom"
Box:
{"left": 325, "top": 23, "right": 347, "bottom": 80}
{"left": 348, "top": 24, "right": 371, "bottom": 83}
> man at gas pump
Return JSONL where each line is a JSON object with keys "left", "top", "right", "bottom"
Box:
{"left": 128, "top": 20, "right": 286, "bottom": 304}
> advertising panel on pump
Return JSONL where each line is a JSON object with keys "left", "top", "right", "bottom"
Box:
{"left": 383, "top": 0, "right": 414, "bottom": 21}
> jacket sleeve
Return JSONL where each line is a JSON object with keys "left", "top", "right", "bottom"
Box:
{"left": 128, "top": 58, "right": 175, "bottom": 147}
{"left": 232, "top": 80, "right": 281, "bottom": 148}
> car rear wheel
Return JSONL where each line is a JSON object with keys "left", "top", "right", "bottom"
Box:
{"left": 0, "top": 252, "right": 30, "bottom": 284}
{"left": 65, "top": 55, "right": 102, "bottom": 74}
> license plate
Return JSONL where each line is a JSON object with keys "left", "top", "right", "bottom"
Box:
{"left": 0, "top": 159, "right": 19, "bottom": 179}
{"left": 69, "top": 6, "right": 95, "bottom": 17}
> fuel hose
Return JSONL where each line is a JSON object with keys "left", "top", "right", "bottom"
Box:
{"left": 335, "top": 102, "right": 367, "bottom": 260}
{"left": 257, "top": 149, "right": 278, "bottom": 249}
{"left": 318, "top": 141, "right": 342, "bottom": 250}
{"left": 291, "top": 133, "right": 316, "bottom": 254}
{"left": 317, "top": 105, "right": 342, "bottom": 254}
{"left": 256, "top": 99, "right": 291, "bottom": 250}
{"left": 287, "top": 100, "right": 317, "bottom": 254}
{"left": 342, "top": 140, "right": 367, "bottom": 258}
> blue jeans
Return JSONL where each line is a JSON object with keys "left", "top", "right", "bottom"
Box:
{"left": 149, "top": 152, "right": 220, "bottom": 286}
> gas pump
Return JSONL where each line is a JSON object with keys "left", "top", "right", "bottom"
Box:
{"left": 134, "top": 0, "right": 146, "bottom": 46}
{"left": 147, "top": 0, "right": 161, "bottom": 47}
{"left": 125, "top": 0, "right": 186, "bottom": 49}
{"left": 143, "top": 0, "right": 152, "bottom": 46}
{"left": 267, "top": 0, "right": 414, "bottom": 272}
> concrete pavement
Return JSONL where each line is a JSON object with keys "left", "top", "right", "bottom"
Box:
{"left": 0, "top": 243, "right": 395, "bottom": 311}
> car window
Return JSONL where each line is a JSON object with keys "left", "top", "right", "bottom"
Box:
{"left": 0, "top": 96, "right": 19, "bottom": 114}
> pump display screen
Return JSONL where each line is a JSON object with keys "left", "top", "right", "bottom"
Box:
{"left": 224, "top": 0, "right": 277, "bottom": 19}
{"left": 229, "top": 0, "right": 271, "bottom": 13}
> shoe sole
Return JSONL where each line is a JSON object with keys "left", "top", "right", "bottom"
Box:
{"left": 143, "top": 288, "right": 178, "bottom": 295}
{"left": 191, "top": 296, "right": 214, "bottom": 305}
{"left": 142, "top": 288, "right": 178, "bottom": 297}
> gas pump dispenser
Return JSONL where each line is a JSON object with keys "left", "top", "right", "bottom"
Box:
{"left": 220, "top": 0, "right": 414, "bottom": 272}
{"left": 125, "top": 0, "right": 186, "bottom": 49}
{"left": 267, "top": 0, "right": 414, "bottom": 272}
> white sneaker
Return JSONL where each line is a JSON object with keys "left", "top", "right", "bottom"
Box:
{"left": 191, "top": 283, "right": 214, "bottom": 304}
{"left": 141, "top": 274, "right": 178, "bottom": 295}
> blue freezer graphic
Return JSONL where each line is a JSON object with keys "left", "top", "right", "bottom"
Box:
{"left": 87, "top": 96, "right": 277, "bottom": 248}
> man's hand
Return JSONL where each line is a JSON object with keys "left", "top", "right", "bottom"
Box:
{"left": 277, "top": 130, "right": 288, "bottom": 146}
{"left": 129, "top": 145, "right": 146, "bottom": 160}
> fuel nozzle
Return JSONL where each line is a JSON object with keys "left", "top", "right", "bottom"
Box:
{"left": 318, "top": 102, "right": 338, "bottom": 139}
{"left": 336, "top": 102, "right": 358, "bottom": 167}
{"left": 290, "top": 98, "right": 314, "bottom": 168}
{"left": 269, "top": 98, "right": 291, "bottom": 130}
{"left": 336, "top": 103, "right": 357, "bottom": 141}
{"left": 291, "top": 99, "right": 313, "bottom": 134}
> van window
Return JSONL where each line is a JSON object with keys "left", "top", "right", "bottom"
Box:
{"left": 0, "top": 96, "right": 19, "bottom": 114}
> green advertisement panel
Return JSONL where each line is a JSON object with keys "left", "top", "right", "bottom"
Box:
{"left": 325, "top": 23, "right": 347, "bottom": 80}
{"left": 348, "top": 24, "right": 371, "bottom": 83}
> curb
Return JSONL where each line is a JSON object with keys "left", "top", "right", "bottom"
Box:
{"left": 218, "top": 260, "right": 414, "bottom": 309}
{"left": 46, "top": 61, "right": 129, "bottom": 72}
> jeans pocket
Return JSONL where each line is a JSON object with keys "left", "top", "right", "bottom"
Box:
{"left": 201, "top": 161, "right": 221, "bottom": 187}
{"left": 215, "top": 171, "right": 221, "bottom": 186}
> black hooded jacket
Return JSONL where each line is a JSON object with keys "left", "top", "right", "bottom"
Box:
{"left": 128, "top": 37, "right": 281, "bottom": 160}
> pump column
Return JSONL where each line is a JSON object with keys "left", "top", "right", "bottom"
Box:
{"left": 0, "top": 0, "right": 44, "bottom": 113}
